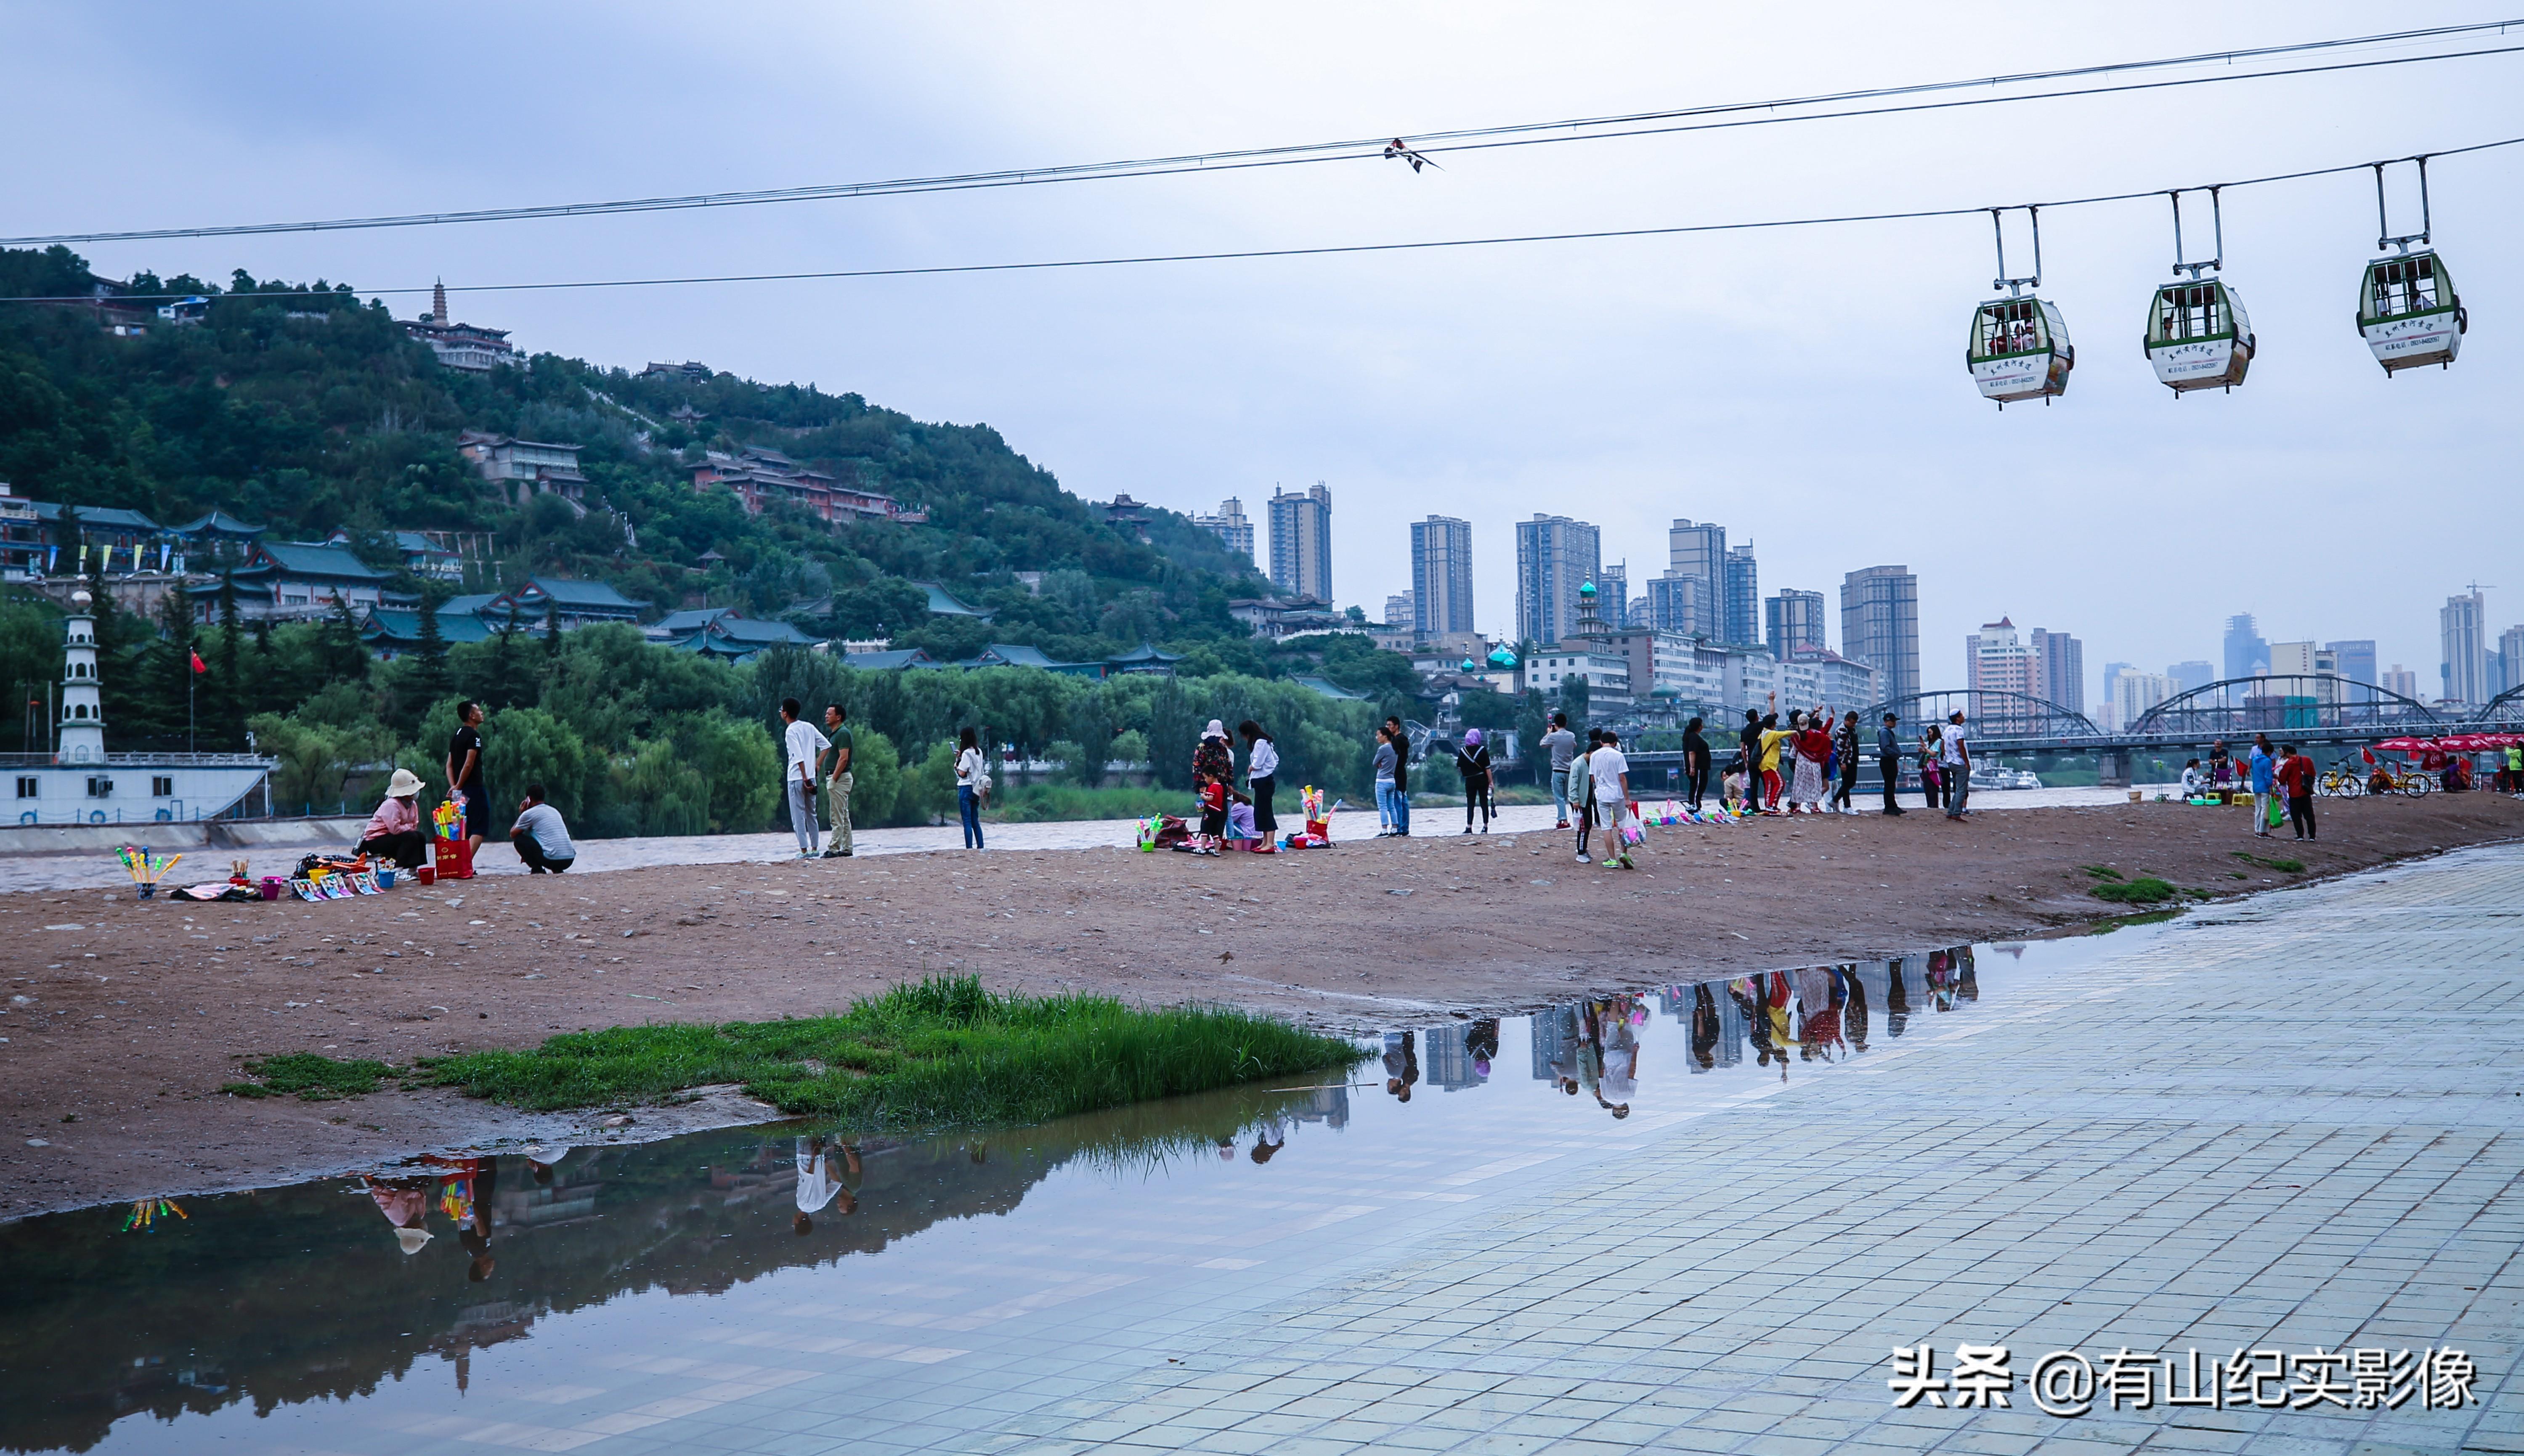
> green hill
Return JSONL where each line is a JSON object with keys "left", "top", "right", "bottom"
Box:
{"left": 0, "top": 245, "right": 1467, "bottom": 831}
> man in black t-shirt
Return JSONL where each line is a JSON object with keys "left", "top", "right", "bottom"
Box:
{"left": 444, "top": 700, "right": 489, "bottom": 853}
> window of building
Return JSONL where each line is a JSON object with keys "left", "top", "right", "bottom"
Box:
{"left": 14, "top": 777, "right": 34, "bottom": 798}
{"left": 152, "top": 776, "right": 174, "bottom": 797}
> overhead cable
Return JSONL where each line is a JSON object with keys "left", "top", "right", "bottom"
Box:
{"left": 9, "top": 138, "right": 2516, "bottom": 305}
{"left": 4, "top": 19, "right": 2519, "bottom": 246}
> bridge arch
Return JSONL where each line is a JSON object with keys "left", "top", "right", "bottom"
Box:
{"left": 1861, "top": 688, "right": 2102, "bottom": 741}
{"left": 2128, "top": 674, "right": 2442, "bottom": 738}
{"left": 2473, "top": 684, "right": 2524, "bottom": 726}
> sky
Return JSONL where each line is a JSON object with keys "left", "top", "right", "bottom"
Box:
{"left": 5, "top": 1, "right": 2520, "bottom": 706}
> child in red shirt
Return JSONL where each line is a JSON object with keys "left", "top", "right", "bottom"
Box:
{"left": 1196, "top": 776, "right": 1229, "bottom": 856}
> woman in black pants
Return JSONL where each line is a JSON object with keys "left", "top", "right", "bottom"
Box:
{"left": 1681, "top": 716, "right": 1711, "bottom": 810}
{"left": 1238, "top": 720, "right": 1278, "bottom": 838}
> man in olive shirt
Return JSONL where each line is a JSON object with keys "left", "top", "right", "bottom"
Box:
{"left": 818, "top": 703, "right": 855, "bottom": 858}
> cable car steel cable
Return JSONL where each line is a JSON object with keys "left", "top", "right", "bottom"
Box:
{"left": 4, "top": 21, "right": 2522, "bottom": 246}
{"left": 8, "top": 135, "right": 2515, "bottom": 308}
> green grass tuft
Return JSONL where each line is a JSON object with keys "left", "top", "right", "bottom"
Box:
{"left": 2091, "top": 876, "right": 2179, "bottom": 905}
{"left": 2088, "top": 907, "right": 2185, "bottom": 933}
{"left": 220, "top": 1053, "right": 398, "bottom": 1101}
{"left": 2081, "top": 865, "right": 2124, "bottom": 880}
{"left": 413, "top": 976, "right": 1365, "bottom": 1131}
{"left": 2229, "top": 851, "right": 2306, "bottom": 873}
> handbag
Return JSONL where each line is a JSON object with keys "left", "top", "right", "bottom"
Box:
{"left": 2265, "top": 793, "right": 2285, "bottom": 827}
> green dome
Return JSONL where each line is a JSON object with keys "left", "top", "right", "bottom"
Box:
{"left": 1461, "top": 658, "right": 1478, "bottom": 673}
{"left": 1578, "top": 581, "right": 1598, "bottom": 597}
{"left": 1487, "top": 646, "right": 1518, "bottom": 668}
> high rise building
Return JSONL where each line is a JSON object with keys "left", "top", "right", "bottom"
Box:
{"left": 1723, "top": 544, "right": 1760, "bottom": 646}
{"left": 2097, "top": 661, "right": 2133, "bottom": 729}
{"left": 1408, "top": 515, "right": 1475, "bottom": 638}
{"left": 2113, "top": 670, "right": 2181, "bottom": 730}
{"left": 1646, "top": 573, "right": 1702, "bottom": 637}
{"left": 1266, "top": 483, "right": 1333, "bottom": 602}
{"left": 1191, "top": 497, "right": 1253, "bottom": 564}
{"left": 2500, "top": 625, "right": 2524, "bottom": 699}
{"left": 2222, "top": 613, "right": 2268, "bottom": 681}
{"left": 1384, "top": 592, "right": 1415, "bottom": 629}
{"left": 1839, "top": 565, "right": 1920, "bottom": 707}
{"left": 2442, "top": 587, "right": 2489, "bottom": 705}
{"left": 2029, "top": 628, "right": 2084, "bottom": 714}
{"left": 2168, "top": 660, "right": 2216, "bottom": 694}
{"left": 1967, "top": 617, "right": 2041, "bottom": 730}
{"left": 1597, "top": 562, "right": 1627, "bottom": 630}
{"left": 2324, "top": 639, "right": 2378, "bottom": 687}
{"left": 1764, "top": 589, "right": 1826, "bottom": 660}
{"left": 1515, "top": 515, "right": 1601, "bottom": 647}
{"left": 1664, "top": 520, "right": 1728, "bottom": 639}
{"left": 2382, "top": 665, "right": 2420, "bottom": 701}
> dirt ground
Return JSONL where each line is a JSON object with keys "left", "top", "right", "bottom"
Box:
{"left": 4, "top": 793, "right": 2516, "bottom": 1218}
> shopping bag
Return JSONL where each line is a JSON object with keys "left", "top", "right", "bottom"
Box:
{"left": 2265, "top": 794, "right": 2285, "bottom": 828}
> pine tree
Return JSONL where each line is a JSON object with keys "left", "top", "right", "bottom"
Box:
{"left": 409, "top": 584, "right": 452, "bottom": 717}
{"left": 212, "top": 573, "right": 244, "bottom": 749}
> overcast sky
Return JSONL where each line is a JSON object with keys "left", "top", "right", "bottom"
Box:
{"left": 7, "top": 2, "right": 2520, "bottom": 703}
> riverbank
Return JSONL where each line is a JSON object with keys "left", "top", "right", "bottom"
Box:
{"left": 2, "top": 792, "right": 2515, "bottom": 1217}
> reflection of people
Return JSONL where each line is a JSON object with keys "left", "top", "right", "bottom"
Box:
{"left": 364, "top": 1174, "right": 435, "bottom": 1255}
{"left": 1885, "top": 957, "right": 1912, "bottom": 1037}
{"left": 420, "top": 1156, "right": 497, "bottom": 1281}
{"left": 793, "top": 1135, "right": 862, "bottom": 1233}
{"left": 1689, "top": 984, "right": 1720, "bottom": 1070}
{"left": 1382, "top": 1030, "right": 1418, "bottom": 1101}
{"left": 1249, "top": 1112, "right": 1288, "bottom": 1164}
{"left": 358, "top": 768, "right": 429, "bottom": 869}
{"left": 1462, "top": 1018, "right": 1500, "bottom": 1079}
{"left": 510, "top": 785, "right": 576, "bottom": 873}
{"left": 1596, "top": 1000, "right": 1638, "bottom": 1116}
{"left": 523, "top": 1145, "right": 572, "bottom": 1186}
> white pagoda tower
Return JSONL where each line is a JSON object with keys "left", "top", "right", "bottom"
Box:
{"left": 58, "top": 590, "right": 106, "bottom": 765}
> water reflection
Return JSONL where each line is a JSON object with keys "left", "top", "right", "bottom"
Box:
{"left": 1, "top": 941, "right": 2009, "bottom": 1456}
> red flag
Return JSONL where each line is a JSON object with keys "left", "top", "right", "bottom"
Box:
{"left": 190, "top": 649, "right": 207, "bottom": 674}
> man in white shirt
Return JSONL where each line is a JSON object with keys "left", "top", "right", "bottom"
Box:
{"left": 509, "top": 785, "right": 577, "bottom": 873}
{"left": 1940, "top": 711, "right": 1972, "bottom": 819}
{"left": 1591, "top": 729, "right": 1635, "bottom": 869}
{"left": 778, "top": 698, "right": 830, "bottom": 859}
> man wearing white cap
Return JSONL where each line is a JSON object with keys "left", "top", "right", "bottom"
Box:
{"left": 358, "top": 768, "right": 429, "bottom": 869}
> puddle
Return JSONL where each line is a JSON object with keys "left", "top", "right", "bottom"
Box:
{"left": 0, "top": 928, "right": 2163, "bottom": 1454}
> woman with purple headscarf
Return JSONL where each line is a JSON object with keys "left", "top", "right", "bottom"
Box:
{"left": 1453, "top": 729, "right": 1494, "bottom": 834}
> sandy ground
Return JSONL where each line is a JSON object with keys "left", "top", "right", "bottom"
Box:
{"left": 3, "top": 792, "right": 2515, "bottom": 1219}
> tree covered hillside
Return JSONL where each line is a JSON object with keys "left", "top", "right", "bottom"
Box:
{"left": 0, "top": 245, "right": 1452, "bottom": 831}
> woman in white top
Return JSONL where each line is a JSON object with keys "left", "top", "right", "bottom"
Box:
{"left": 1239, "top": 720, "right": 1280, "bottom": 838}
{"left": 954, "top": 727, "right": 988, "bottom": 850}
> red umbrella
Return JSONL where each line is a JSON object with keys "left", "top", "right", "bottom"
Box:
{"left": 2370, "top": 737, "right": 2435, "bottom": 753}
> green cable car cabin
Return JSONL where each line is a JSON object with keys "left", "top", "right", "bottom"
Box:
{"left": 2357, "top": 250, "right": 2465, "bottom": 374}
{"left": 2143, "top": 278, "right": 2256, "bottom": 395}
{"left": 1966, "top": 297, "right": 2073, "bottom": 406}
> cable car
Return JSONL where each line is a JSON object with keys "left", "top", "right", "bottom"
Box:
{"left": 1966, "top": 207, "right": 2072, "bottom": 407}
{"left": 1967, "top": 297, "right": 2073, "bottom": 405}
{"left": 2357, "top": 250, "right": 2464, "bottom": 374}
{"left": 2144, "top": 278, "right": 2255, "bottom": 394}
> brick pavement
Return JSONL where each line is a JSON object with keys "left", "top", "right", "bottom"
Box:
{"left": 992, "top": 846, "right": 2524, "bottom": 1455}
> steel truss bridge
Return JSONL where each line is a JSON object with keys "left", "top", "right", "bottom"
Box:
{"left": 1845, "top": 676, "right": 2524, "bottom": 777}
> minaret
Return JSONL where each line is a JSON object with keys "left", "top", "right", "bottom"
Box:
{"left": 58, "top": 590, "right": 106, "bottom": 765}
{"left": 430, "top": 279, "right": 449, "bottom": 324}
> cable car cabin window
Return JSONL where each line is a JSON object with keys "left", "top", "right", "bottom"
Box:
{"left": 1975, "top": 302, "right": 2046, "bottom": 356}
{"left": 2155, "top": 284, "right": 2227, "bottom": 341}
{"left": 2369, "top": 257, "right": 2440, "bottom": 317}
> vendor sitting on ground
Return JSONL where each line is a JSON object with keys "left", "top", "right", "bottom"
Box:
{"left": 357, "top": 767, "right": 429, "bottom": 869}
{"left": 509, "top": 784, "right": 577, "bottom": 873}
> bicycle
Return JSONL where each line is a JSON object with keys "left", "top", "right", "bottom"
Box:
{"left": 2316, "top": 766, "right": 2364, "bottom": 798}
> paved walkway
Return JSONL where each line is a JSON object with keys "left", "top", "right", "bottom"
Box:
{"left": 999, "top": 846, "right": 2524, "bottom": 1454}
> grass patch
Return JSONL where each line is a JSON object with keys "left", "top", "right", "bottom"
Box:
{"left": 2090, "top": 876, "right": 2179, "bottom": 905}
{"left": 2230, "top": 851, "right": 2306, "bottom": 873}
{"left": 2081, "top": 865, "right": 2124, "bottom": 880}
{"left": 220, "top": 1053, "right": 398, "bottom": 1101}
{"left": 414, "top": 976, "right": 1365, "bottom": 1130}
